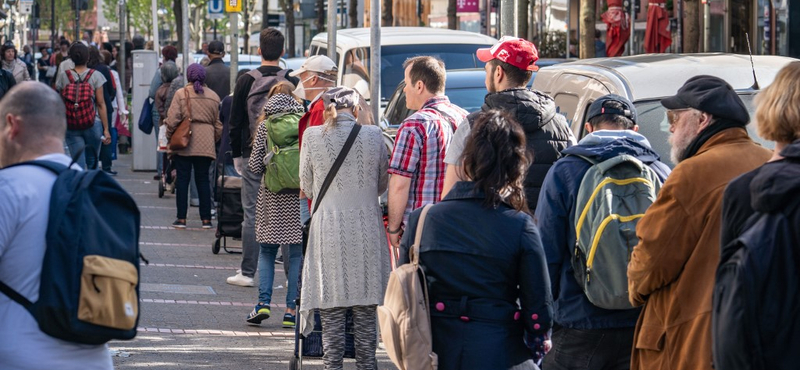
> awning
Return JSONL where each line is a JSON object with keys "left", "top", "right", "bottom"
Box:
{"left": 601, "top": 0, "right": 631, "bottom": 57}
{"left": 644, "top": 0, "right": 672, "bottom": 53}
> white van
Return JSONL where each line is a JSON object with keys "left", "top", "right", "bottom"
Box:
{"left": 308, "top": 27, "right": 496, "bottom": 105}
{"left": 532, "top": 53, "right": 798, "bottom": 166}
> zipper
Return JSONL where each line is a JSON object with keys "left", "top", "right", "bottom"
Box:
{"left": 585, "top": 213, "right": 644, "bottom": 283}
{"left": 575, "top": 177, "right": 652, "bottom": 238}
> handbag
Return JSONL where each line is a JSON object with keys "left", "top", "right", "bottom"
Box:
{"left": 301, "top": 124, "right": 362, "bottom": 254}
{"left": 168, "top": 89, "right": 193, "bottom": 151}
{"left": 137, "top": 98, "right": 154, "bottom": 135}
{"left": 46, "top": 65, "right": 57, "bottom": 78}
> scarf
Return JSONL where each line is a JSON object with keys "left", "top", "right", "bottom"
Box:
{"left": 681, "top": 117, "right": 746, "bottom": 161}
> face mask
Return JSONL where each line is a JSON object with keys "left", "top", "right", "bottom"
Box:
{"left": 293, "top": 74, "right": 335, "bottom": 101}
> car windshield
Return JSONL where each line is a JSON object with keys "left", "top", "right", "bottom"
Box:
{"left": 447, "top": 87, "right": 487, "bottom": 113}
{"left": 634, "top": 94, "right": 773, "bottom": 168}
{"left": 341, "top": 44, "right": 487, "bottom": 101}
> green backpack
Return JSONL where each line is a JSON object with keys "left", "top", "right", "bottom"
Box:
{"left": 571, "top": 154, "right": 663, "bottom": 310}
{"left": 262, "top": 112, "right": 302, "bottom": 193}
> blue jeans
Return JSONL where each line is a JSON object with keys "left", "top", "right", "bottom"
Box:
{"left": 258, "top": 243, "right": 301, "bottom": 310}
{"left": 65, "top": 119, "right": 103, "bottom": 170}
{"left": 299, "top": 198, "right": 311, "bottom": 224}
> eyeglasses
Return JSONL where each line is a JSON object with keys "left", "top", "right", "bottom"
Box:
{"left": 666, "top": 108, "right": 693, "bottom": 125}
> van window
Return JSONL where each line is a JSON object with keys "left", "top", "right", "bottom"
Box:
{"left": 553, "top": 93, "right": 579, "bottom": 128}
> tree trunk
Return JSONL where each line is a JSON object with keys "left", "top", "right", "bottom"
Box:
{"left": 683, "top": 0, "right": 700, "bottom": 52}
{"left": 173, "top": 0, "right": 183, "bottom": 51}
{"left": 382, "top": 0, "right": 393, "bottom": 26}
{"left": 262, "top": 0, "right": 269, "bottom": 29}
{"left": 243, "top": 3, "right": 249, "bottom": 53}
{"left": 447, "top": 0, "right": 457, "bottom": 29}
{"left": 316, "top": 0, "right": 325, "bottom": 32}
{"left": 279, "top": 0, "right": 296, "bottom": 57}
{"left": 517, "top": 0, "right": 528, "bottom": 38}
{"left": 349, "top": 0, "right": 359, "bottom": 28}
{"left": 579, "top": 0, "right": 595, "bottom": 58}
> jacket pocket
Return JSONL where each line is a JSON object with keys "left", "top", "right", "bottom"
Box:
{"left": 635, "top": 325, "right": 666, "bottom": 351}
{"left": 78, "top": 255, "right": 139, "bottom": 330}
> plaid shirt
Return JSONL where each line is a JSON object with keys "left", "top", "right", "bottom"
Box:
{"left": 389, "top": 96, "right": 468, "bottom": 224}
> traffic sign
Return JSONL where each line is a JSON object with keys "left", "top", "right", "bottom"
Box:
{"left": 224, "top": 0, "right": 242, "bottom": 13}
{"left": 208, "top": 0, "right": 224, "bottom": 19}
{"left": 18, "top": 0, "right": 34, "bottom": 14}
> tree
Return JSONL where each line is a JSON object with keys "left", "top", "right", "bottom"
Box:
{"left": 382, "top": 0, "right": 393, "bottom": 26}
{"left": 316, "top": 0, "right": 325, "bottom": 32}
{"left": 447, "top": 0, "right": 457, "bottom": 29}
{"left": 349, "top": 0, "right": 359, "bottom": 28}
{"left": 579, "top": 0, "right": 596, "bottom": 58}
{"left": 261, "top": 0, "right": 269, "bottom": 29}
{"left": 278, "top": 0, "right": 296, "bottom": 57}
{"left": 517, "top": 0, "right": 528, "bottom": 38}
{"left": 41, "top": 0, "right": 97, "bottom": 42}
{"left": 683, "top": 0, "right": 700, "bottom": 52}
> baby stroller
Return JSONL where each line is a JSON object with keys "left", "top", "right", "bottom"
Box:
{"left": 211, "top": 160, "right": 243, "bottom": 254}
{"left": 157, "top": 152, "right": 176, "bottom": 198}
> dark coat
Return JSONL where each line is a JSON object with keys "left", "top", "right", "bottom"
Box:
{"left": 477, "top": 88, "right": 575, "bottom": 212}
{"left": 204, "top": 58, "right": 230, "bottom": 100}
{"left": 399, "top": 181, "right": 553, "bottom": 370}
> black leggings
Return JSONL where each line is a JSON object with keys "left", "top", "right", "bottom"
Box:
{"left": 174, "top": 155, "right": 213, "bottom": 220}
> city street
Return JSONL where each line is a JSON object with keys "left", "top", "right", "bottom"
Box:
{"left": 109, "top": 153, "right": 396, "bottom": 369}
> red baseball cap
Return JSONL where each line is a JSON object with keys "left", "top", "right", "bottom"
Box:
{"left": 476, "top": 36, "right": 540, "bottom": 72}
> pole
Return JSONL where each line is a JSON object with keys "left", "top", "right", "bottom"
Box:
{"left": 566, "top": 0, "right": 571, "bottom": 56}
{"left": 214, "top": 20, "right": 218, "bottom": 40}
{"left": 370, "top": 0, "right": 380, "bottom": 123}
{"left": 677, "top": 0, "right": 683, "bottom": 53}
{"left": 500, "top": 0, "right": 514, "bottom": 36}
{"left": 74, "top": 0, "right": 80, "bottom": 42}
{"left": 119, "top": 0, "right": 126, "bottom": 96}
{"left": 768, "top": 0, "right": 776, "bottom": 54}
{"left": 628, "top": 0, "right": 634, "bottom": 55}
{"left": 703, "top": 0, "right": 709, "bottom": 52}
{"left": 151, "top": 0, "right": 159, "bottom": 59}
{"left": 230, "top": 12, "right": 239, "bottom": 93}
{"left": 327, "top": 0, "right": 337, "bottom": 61}
{"left": 181, "top": 0, "right": 189, "bottom": 74}
{"left": 50, "top": 0, "right": 54, "bottom": 60}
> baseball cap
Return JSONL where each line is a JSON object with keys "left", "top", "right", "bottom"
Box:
{"left": 207, "top": 40, "right": 225, "bottom": 55}
{"left": 586, "top": 94, "right": 637, "bottom": 123}
{"left": 661, "top": 75, "right": 749, "bottom": 125}
{"left": 476, "top": 36, "right": 539, "bottom": 72}
{"left": 289, "top": 55, "right": 338, "bottom": 77}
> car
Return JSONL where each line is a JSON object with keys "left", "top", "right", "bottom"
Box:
{"left": 308, "top": 27, "right": 497, "bottom": 105}
{"left": 532, "top": 53, "right": 799, "bottom": 167}
{"left": 380, "top": 59, "right": 568, "bottom": 136}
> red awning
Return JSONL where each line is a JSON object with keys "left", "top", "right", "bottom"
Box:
{"left": 644, "top": 0, "right": 672, "bottom": 53}
{"left": 602, "top": 0, "right": 631, "bottom": 57}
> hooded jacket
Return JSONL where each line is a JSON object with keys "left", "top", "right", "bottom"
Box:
{"left": 627, "top": 128, "right": 771, "bottom": 370}
{"left": 476, "top": 88, "right": 575, "bottom": 211}
{"left": 535, "top": 130, "right": 670, "bottom": 330}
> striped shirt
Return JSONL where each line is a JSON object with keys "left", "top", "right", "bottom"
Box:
{"left": 388, "top": 96, "right": 468, "bottom": 224}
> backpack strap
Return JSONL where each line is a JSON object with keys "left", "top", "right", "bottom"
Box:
{"left": 409, "top": 204, "right": 433, "bottom": 266}
{"left": 0, "top": 281, "right": 33, "bottom": 309}
{"left": 66, "top": 69, "right": 77, "bottom": 84}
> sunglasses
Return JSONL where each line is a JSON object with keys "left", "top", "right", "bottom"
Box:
{"left": 666, "top": 108, "right": 693, "bottom": 125}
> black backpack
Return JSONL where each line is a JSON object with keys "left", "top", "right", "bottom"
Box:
{"left": 0, "top": 159, "right": 142, "bottom": 345}
{"left": 712, "top": 186, "right": 800, "bottom": 370}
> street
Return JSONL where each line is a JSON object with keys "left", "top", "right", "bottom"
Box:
{"left": 109, "top": 153, "right": 396, "bottom": 370}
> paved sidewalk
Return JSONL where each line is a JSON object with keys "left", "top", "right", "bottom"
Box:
{"left": 109, "top": 154, "right": 396, "bottom": 369}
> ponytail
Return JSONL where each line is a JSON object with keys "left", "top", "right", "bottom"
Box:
{"left": 323, "top": 103, "right": 338, "bottom": 129}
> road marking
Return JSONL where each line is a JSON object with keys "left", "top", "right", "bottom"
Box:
{"left": 140, "top": 298, "right": 287, "bottom": 308}
{"left": 140, "top": 283, "right": 216, "bottom": 295}
{"left": 139, "top": 262, "right": 284, "bottom": 273}
{"left": 140, "top": 241, "right": 212, "bottom": 247}
{"left": 141, "top": 226, "right": 214, "bottom": 231}
{"left": 138, "top": 205, "right": 175, "bottom": 210}
{"left": 135, "top": 327, "right": 296, "bottom": 337}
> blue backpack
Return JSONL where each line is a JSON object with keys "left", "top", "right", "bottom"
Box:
{"left": 0, "top": 160, "right": 142, "bottom": 344}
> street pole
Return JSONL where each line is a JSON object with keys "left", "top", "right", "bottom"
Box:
{"left": 628, "top": 0, "right": 634, "bottom": 55}
{"left": 370, "top": 0, "right": 380, "bottom": 123}
{"left": 50, "top": 0, "right": 54, "bottom": 59}
{"left": 230, "top": 12, "right": 238, "bottom": 93}
{"left": 74, "top": 0, "right": 80, "bottom": 42}
{"left": 119, "top": 0, "right": 126, "bottom": 96}
{"left": 181, "top": 0, "right": 189, "bottom": 74}
{"left": 677, "top": 0, "right": 683, "bottom": 53}
{"left": 327, "top": 0, "right": 337, "bottom": 61}
{"left": 703, "top": 0, "right": 710, "bottom": 52}
{"left": 213, "top": 20, "right": 217, "bottom": 40}
{"left": 500, "top": 0, "right": 514, "bottom": 36}
{"left": 151, "top": 0, "right": 159, "bottom": 59}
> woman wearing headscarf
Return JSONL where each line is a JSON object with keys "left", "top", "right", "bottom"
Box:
{"left": 244, "top": 82, "right": 304, "bottom": 328}
{"left": 299, "top": 87, "right": 390, "bottom": 370}
{"left": 165, "top": 63, "right": 222, "bottom": 229}
{"left": 1, "top": 42, "right": 30, "bottom": 83}
{"left": 155, "top": 62, "right": 180, "bottom": 128}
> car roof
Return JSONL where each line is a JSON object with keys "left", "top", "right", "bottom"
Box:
{"left": 534, "top": 53, "right": 798, "bottom": 102}
{"left": 311, "top": 27, "right": 497, "bottom": 50}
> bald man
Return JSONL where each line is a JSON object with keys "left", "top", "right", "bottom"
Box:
{"left": 0, "top": 82, "right": 113, "bottom": 369}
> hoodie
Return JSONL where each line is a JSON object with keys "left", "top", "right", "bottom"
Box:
{"left": 534, "top": 130, "right": 670, "bottom": 329}
{"left": 478, "top": 88, "right": 575, "bottom": 211}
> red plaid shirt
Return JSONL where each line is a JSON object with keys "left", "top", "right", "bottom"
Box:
{"left": 388, "top": 96, "right": 467, "bottom": 224}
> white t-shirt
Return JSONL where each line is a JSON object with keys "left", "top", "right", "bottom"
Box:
{"left": 0, "top": 153, "right": 112, "bottom": 370}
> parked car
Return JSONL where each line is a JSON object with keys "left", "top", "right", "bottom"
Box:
{"left": 308, "top": 27, "right": 497, "bottom": 105}
{"left": 532, "top": 53, "right": 798, "bottom": 167}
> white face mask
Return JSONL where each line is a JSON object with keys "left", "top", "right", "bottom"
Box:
{"left": 293, "top": 73, "right": 335, "bottom": 101}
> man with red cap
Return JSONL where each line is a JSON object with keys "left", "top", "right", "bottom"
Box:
{"left": 443, "top": 36, "right": 575, "bottom": 212}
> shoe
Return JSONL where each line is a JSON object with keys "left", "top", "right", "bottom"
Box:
{"left": 226, "top": 273, "right": 254, "bottom": 287}
{"left": 153, "top": 175, "right": 161, "bottom": 180}
{"left": 103, "top": 169, "right": 118, "bottom": 176}
{"left": 246, "top": 304, "right": 271, "bottom": 325}
{"left": 202, "top": 220, "right": 213, "bottom": 229}
{"left": 190, "top": 199, "right": 200, "bottom": 207}
{"left": 275, "top": 255, "right": 284, "bottom": 264}
{"left": 282, "top": 312, "right": 296, "bottom": 328}
{"left": 172, "top": 219, "right": 186, "bottom": 229}
{"left": 236, "top": 268, "right": 242, "bottom": 274}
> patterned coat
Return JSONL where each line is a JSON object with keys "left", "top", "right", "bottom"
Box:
{"left": 298, "top": 115, "right": 390, "bottom": 335}
{"left": 165, "top": 85, "right": 222, "bottom": 159}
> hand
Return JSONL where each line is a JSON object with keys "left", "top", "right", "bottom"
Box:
{"left": 544, "top": 340, "right": 552, "bottom": 353}
{"left": 388, "top": 230, "right": 402, "bottom": 250}
{"left": 102, "top": 130, "right": 111, "bottom": 145}
{"left": 233, "top": 157, "right": 244, "bottom": 175}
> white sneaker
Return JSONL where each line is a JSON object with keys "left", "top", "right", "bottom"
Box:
{"left": 236, "top": 268, "right": 242, "bottom": 274}
{"left": 226, "top": 273, "right": 254, "bottom": 287}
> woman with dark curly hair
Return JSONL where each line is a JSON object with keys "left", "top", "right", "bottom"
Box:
{"left": 399, "top": 110, "right": 553, "bottom": 370}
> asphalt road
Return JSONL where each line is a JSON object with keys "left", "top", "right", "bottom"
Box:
{"left": 109, "top": 153, "right": 396, "bottom": 369}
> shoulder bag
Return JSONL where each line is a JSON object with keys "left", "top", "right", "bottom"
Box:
{"left": 301, "top": 124, "right": 361, "bottom": 254}
{"left": 168, "top": 88, "right": 193, "bottom": 151}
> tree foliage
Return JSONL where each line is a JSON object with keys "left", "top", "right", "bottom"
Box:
{"left": 38, "top": 0, "right": 96, "bottom": 41}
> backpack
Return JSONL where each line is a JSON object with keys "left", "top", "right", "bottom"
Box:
{"left": 571, "top": 154, "right": 662, "bottom": 310}
{"left": 262, "top": 112, "right": 302, "bottom": 193}
{"left": 245, "top": 69, "right": 289, "bottom": 140}
{"left": 62, "top": 69, "right": 97, "bottom": 130}
{"left": 712, "top": 195, "right": 800, "bottom": 370}
{"left": 378, "top": 204, "right": 438, "bottom": 370}
{"left": 0, "top": 159, "right": 142, "bottom": 345}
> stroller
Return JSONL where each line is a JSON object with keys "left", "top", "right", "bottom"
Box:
{"left": 211, "top": 160, "right": 243, "bottom": 254}
{"left": 157, "top": 153, "right": 176, "bottom": 198}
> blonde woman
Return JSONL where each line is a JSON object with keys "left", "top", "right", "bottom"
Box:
{"left": 299, "top": 87, "right": 389, "bottom": 370}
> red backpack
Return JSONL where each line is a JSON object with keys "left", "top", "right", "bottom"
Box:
{"left": 62, "top": 69, "right": 97, "bottom": 130}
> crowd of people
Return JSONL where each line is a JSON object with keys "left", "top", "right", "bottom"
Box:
{"left": 0, "top": 26, "right": 798, "bottom": 370}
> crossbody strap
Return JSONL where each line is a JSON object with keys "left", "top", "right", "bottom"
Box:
{"left": 410, "top": 204, "right": 434, "bottom": 326}
{"left": 184, "top": 88, "right": 192, "bottom": 122}
{"left": 310, "top": 124, "right": 361, "bottom": 216}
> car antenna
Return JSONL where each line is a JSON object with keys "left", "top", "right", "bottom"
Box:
{"left": 746, "top": 33, "right": 760, "bottom": 90}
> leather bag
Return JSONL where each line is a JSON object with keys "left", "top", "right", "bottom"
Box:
{"left": 168, "top": 88, "right": 193, "bottom": 151}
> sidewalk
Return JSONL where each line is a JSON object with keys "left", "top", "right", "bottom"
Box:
{"left": 109, "top": 153, "right": 396, "bottom": 369}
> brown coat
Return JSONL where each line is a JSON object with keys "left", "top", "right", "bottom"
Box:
{"left": 165, "top": 85, "right": 222, "bottom": 159}
{"left": 627, "top": 128, "right": 772, "bottom": 370}
{"left": 154, "top": 83, "right": 171, "bottom": 127}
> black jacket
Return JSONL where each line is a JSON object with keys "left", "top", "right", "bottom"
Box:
{"left": 474, "top": 88, "right": 575, "bottom": 212}
{"left": 229, "top": 66, "right": 282, "bottom": 158}
{"left": 204, "top": 58, "right": 231, "bottom": 101}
